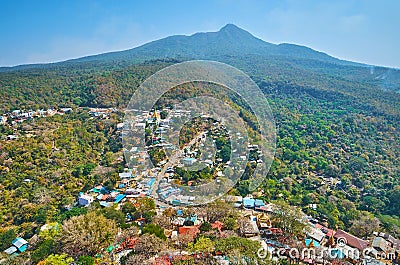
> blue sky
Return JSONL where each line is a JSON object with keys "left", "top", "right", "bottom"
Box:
{"left": 1, "top": 0, "right": 399, "bottom": 68}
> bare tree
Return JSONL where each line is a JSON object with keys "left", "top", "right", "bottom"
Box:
{"left": 124, "top": 234, "right": 165, "bottom": 264}
{"left": 175, "top": 233, "right": 194, "bottom": 254}
{"left": 350, "top": 211, "right": 381, "bottom": 239}
{"left": 59, "top": 211, "right": 118, "bottom": 257}
{"left": 273, "top": 201, "right": 307, "bottom": 237}
{"left": 237, "top": 217, "right": 254, "bottom": 236}
{"left": 204, "top": 200, "right": 234, "bottom": 223}
{"left": 154, "top": 214, "right": 173, "bottom": 230}
{"left": 116, "top": 226, "right": 140, "bottom": 243}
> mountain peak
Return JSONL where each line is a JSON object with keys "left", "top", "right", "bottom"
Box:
{"left": 68, "top": 23, "right": 346, "bottom": 67}
{"left": 220, "top": 23, "right": 241, "bottom": 31}
{"left": 218, "top": 24, "right": 250, "bottom": 35}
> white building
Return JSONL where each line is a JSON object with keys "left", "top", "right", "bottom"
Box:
{"left": 78, "top": 194, "right": 94, "bottom": 206}
{"left": 0, "top": 116, "right": 7, "bottom": 125}
{"left": 7, "top": 135, "right": 18, "bottom": 140}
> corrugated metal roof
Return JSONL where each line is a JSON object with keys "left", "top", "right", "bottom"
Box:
{"left": 12, "top": 238, "right": 28, "bottom": 249}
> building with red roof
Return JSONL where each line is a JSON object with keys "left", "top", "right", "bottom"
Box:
{"left": 334, "top": 229, "right": 369, "bottom": 251}
{"left": 178, "top": 226, "right": 200, "bottom": 237}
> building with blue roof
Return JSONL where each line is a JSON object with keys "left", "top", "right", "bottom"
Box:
{"left": 171, "top": 199, "right": 181, "bottom": 206}
{"left": 4, "top": 238, "right": 28, "bottom": 255}
{"left": 330, "top": 249, "right": 345, "bottom": 259}
{"left": 255, "top": 199, "right": 265, "bottom": 207}
{"left": 243, "top": 198, "right": 255, "bottom": 208}
{"left": 187, "top": 215, "right": 197, "bottom": 223}
{"left": 114, "top": 194, "right": 126, "bottom": 204}
{"left": 100, "top": 201, "right": 111, "bottom": 207}
{"left": 305, "top": 238, "right": 321, "bottom": 248}
{"left": 91, "top": 186, "right": 107, "bottom": 194}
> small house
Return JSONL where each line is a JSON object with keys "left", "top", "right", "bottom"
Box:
{"left": 4, "top": 246, "right": 18, "bottom": 255}
{"left": 243, "top": 198, "right": 255, "bottom": 208}
{"left": 4, "top": 237, "right": 28, "bottom": 255}
{"left": 60, "top": 108, "right": 72, "bottom": 113}
{"left": 0, "top": 116, "right": 7, "bottom": 125}
{"left": 372, "top": 237, "right": 388, "bottom": 252}
{"left": 7, "top": 135, "right": 18, "bottom": 140}
{"left": 179, "top": 226, "right": 200, "bottom": 238}
{"left": 78, "top": 194, "right": 94, "bottom": 206}
{"left": 254, "top": 199, "right": 265, "bottom": 208}
{"left": 314, "top": 223, "right": 334, "bottom": 238}
{"left": 119, "top": 171, "right": 133, "bottom": 179}
{"left": 114, "top": 194, "right": 126, "bottom": 204}
{"left": 307, "top": 226, "right": 326, "bottom": 243}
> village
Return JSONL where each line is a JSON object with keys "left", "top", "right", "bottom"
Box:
{"left": 0, "top": 106, "right": 117, "bottom": 141}
{"left": 59, "top": 108, "right": 400, "bottom": 264}
{"left": 70, "top": 184, "right": 400, "bottom": 264}
{"left": 1, "top": 107, "right": 400, "bottom": 265}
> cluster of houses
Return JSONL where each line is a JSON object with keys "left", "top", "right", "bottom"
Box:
{"left": 77, "top": 169, "right": 158, "bottom": 208}
{"left": 288, "top": 218, "right": 400, "bottom": 264}
{"left": 1, "top": 107, "right": 73, "bottom": 141}
{"left": 0, "top": 108, "right": 72, "bottom": 126}
{"left": 220, "top": 195, "right": 400, "bottom": 264}
{"left": 79, "top": 106, "right": 271, "bottom": 210}
{"left": 88, "top": 107, "right": 118, "bottom": 119}
{"left": 157, "top": 178, "right": 195, "bottom": 206}
{"left": 3, "top": 238, "right": 29, "bottom": 257}
{"left": 123, "top": 108, "right": 195, "bottom": 205}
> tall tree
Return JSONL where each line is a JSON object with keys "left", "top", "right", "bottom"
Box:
{"left": 273, "top": 201, "right": 308, "bottom": 237}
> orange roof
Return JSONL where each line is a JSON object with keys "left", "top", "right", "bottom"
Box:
{"left": 153, "top": 256, "right": 171, "bottom": 265}
{"left": 179, "top": 226, "right": 200, "bottom": 237}
{"left": 315, "top": 223, "right": 334, "bottom": 237}
{"left": 211, "top": 221, "right": 224, "bottom": 231}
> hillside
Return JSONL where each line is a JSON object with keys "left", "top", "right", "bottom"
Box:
{"left": 0, "top": 24, "right": 399, "bottom": 115}
{"left": 71, "top": 24, "right": 345, "bottom": 64}
{"left": 0, "top": 24, "right": 399, "bottom": 264}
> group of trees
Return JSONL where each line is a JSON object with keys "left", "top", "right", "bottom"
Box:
{"left": 0, "top": 111, "right": 125, "bottom": 228}
{"left": 239, "top": 80, "right": 400, "bottom": 237}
